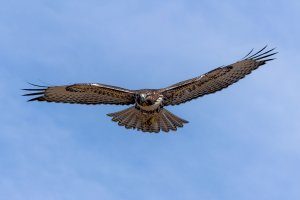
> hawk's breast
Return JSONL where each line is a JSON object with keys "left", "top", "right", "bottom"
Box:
{"left": 136, "top": 96, "right": 163, "bottom": 112}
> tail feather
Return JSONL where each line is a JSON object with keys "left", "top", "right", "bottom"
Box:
{"left": 126, "top": 113, "right": 138, "bottom": 129}
{"left": 163, "top": 109, "right": 188, "bottom": 127}
{"left": 161, "top": 112, "right": 176, "bottom": 131}
{"left": 108, "top": 107, "right": 132, "bottom": 122}
{"left": 118, "top": 112, "right": 132, "bottom": 127}
{"left": 107, "top": 106, "right": 188, "bottom": 133}
{"left": 164, "top": 112, "right": 182, "bottom": 127}
{"left": 123, "top": 112, "right": 136, "bottom": 128}
{"left": 159, "top": 116, "right": 169, "bottom": 132}
{"left": 135, "top": 116, "right": 142, "bottom": 131}
{"left": 152, "top": 119, "right": 159, "bottom": 132}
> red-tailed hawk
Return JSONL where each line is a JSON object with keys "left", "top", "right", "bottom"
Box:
{"left": 23, "top": 46, "right": 277, "bottom": 133}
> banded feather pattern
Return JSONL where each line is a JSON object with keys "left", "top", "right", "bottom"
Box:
{"left": 107, "top": 107, "right": 188, "bottom": 133}
{"left": 161, "top": 46, "right": 277, "bottom": 106}
{"left": 23, "top": 83, "right": 135, "bottom": 105}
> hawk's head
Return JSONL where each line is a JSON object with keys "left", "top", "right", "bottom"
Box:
{"left": 136, "top": 91, "right": 162, "bottom": 107}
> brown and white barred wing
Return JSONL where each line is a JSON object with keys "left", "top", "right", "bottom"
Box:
{"left": 161, "top": 46, "right": 277, "bottom": 106}
{"left": 23, "top": 83, "right": 136, "bottom": 105}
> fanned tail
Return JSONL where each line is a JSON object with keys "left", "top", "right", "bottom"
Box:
{"left": 107, "top": 107, "right": 188, "bottom": 133}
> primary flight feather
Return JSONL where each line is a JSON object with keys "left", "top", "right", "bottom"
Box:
{"left": 23, "top": 46, "right": 277, "bottom": 133}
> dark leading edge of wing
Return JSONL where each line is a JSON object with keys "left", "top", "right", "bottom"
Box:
{"left": 161, "top": 46, "right": 278, "bottom": 106}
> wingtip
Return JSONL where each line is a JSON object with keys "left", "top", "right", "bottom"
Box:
{"left": 242, "top": 48, "right": 254, "bottom": 59}
{"left": 23, "top": 83, "right": 47, "bottom": 101}
{"left": 26, "top": 82, "right": 47, "bottom": 88}
{"left": 22, "top": 92, "right": 45, "bottom": 96}
{"left": 243, "top": 46, "right": 278, "bottom": 61}
{"left": 27, "top": 97, "right": 42, "bottom": 102}
{"left": 22, "top": 88, "right": 46, "bottom": 91}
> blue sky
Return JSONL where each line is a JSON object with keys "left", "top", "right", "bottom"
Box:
{"left": 1, "top": 0, "right": 300, "bottom": 199}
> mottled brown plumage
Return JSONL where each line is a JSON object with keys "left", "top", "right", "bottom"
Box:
{"left": 23, "top": 47, "right": 277, "bottom": 133}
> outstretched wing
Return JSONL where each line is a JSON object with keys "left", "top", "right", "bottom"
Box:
{"left": 160, "top": 46, "right": 277, "bottom": 106}
{"left": 23, "top": 83, "right": 136, "bottom": 105}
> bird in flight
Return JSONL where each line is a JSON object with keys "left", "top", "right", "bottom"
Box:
{"left": 23, "top": 46, "right": 277, "bottom": 133}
